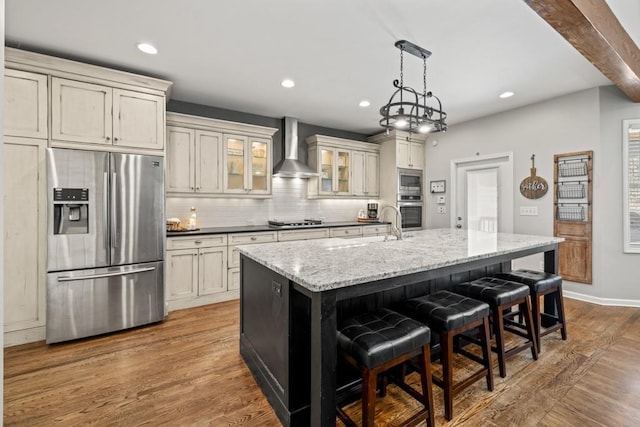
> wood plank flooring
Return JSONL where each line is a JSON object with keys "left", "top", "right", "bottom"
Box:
{"left": 4, "top": 297, "right": 640, "bottom": 426}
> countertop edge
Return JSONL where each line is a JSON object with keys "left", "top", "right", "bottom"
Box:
{"left": 167, "top": 221, "right": 390, "bottom": 237}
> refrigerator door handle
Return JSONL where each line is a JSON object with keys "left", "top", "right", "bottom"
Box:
{"left": 103, "top": 171, "right": 109, "bottom": 249}
{"left": 111, "top": 172, "right": 117, "bottom": 250}
{"left": 57, "top": 266, "right": 156, "bottom": 282}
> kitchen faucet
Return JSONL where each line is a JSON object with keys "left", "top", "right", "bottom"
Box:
{"left": 379, "top": 205, "right": 403, "bottom": 240}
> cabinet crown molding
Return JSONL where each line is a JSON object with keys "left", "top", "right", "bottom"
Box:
{"left": 5, "top": 47, "right": 173, "bottom": 96}
{"left": 367, "top": 130, "right": 428, "bottom": 144}
{"left": 166, "top": 112, "right": 278, "bottom": 137}
{"left": 306, "top": 134, "right": 379, "bottom": 152}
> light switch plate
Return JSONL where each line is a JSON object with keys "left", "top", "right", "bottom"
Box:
{"left": 520, "top": 206, "right": 538, "bottom": 216}
{"left": 436, "top": 195, "right": 446, "bottom": 204}
{"left": 430, "top": 180, "right": 446, "bottom": 193}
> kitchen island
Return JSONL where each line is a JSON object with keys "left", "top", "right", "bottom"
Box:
{"left": 238, "top": 229, "right": 563, "bottom": 426}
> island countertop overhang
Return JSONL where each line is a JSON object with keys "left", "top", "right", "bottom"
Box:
{"left": 237, "top": 228, "right": 564, "bottom": 292}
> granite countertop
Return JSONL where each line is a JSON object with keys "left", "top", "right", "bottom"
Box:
{"left": 166, "top": 221, "right": 389, "bottom": 237}
{"left": 237, "top": 228, "right": 564, "bottom": 292}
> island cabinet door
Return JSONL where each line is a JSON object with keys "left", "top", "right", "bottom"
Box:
{"left": 198, "top": 247, "right": 227, "bottom": 295}
{"left": 166, "top": 249, "right": 198, "bottom": 300}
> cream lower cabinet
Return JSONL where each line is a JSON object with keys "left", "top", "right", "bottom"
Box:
{"left": 166, "top": 235, "right": 229, "bottom": 311}
{"left": 3, "top": 137, "right": 47, "bottom": 346}
{"left": 227, "top": 231, "right": 278, "bottom": 291}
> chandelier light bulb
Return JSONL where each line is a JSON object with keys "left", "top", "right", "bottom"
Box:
{"left": 418, "top": 123, "right": 433, "bottom": 133}
{"left": 395, "top": 118, "right": 408, "bottom": 128}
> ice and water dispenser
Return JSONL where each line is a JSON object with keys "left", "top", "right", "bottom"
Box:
{"left": 52, "top": 188, "right": 89, "bottom": 234}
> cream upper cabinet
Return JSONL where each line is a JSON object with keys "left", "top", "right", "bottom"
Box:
{"left": 166, "top": 126, "right": 223, "bottom": 194}
{"left": 352, "top": 151, "right": 380, "bottom": 197}
{"left": 166, "top": 113, "right": 277, "bottom": 197}
{"left": 4, "top": 68, "right": 48, "bottom": 139}
{"left": 396, "top": 138, "right": 424, "bottom": 170}
{"left": 223, "top": 134, "right": 271, "bottom": 195}
{"left": 51, "top": 78, "right": 164, "bottom": 150}
{"left": 3, "top": 137, "right": 47, "bottom": 345}
{"left": 307, "top": 134, "right": 380, "bottom": 198}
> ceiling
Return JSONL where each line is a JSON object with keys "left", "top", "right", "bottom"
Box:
{"left": 5, "top": 0, "right": 640, "bottom": 135}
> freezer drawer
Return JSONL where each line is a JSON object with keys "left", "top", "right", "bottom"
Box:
{"left": 46, "top": 261, "right": 164, "bottom": 343}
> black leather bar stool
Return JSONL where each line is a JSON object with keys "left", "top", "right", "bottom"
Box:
{"left": 337, "top": 308, "right": 435, "bottom": 427}
{"left": 400, "top": 290, "right": 493, "bottom": 421}
{"left": 452, "top": 277, "right": 538, "bottom": 378}
{"left": 495, "top": 269, "right": 567, "bottom": 351}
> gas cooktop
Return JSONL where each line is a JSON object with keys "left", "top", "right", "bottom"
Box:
{"left": 268, "top": 219, "right": 323, "bottom": 227}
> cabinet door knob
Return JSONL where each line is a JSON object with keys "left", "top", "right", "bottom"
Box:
{"left": 345, "top": 230, "right": 349, "bottom": 234}
{"left": 106, "top": 137, "right": 111, "bottom": 141}
{"left": 251, "top": 237, "right": 257, "bottom": 241}
{"left": 114, "top": 137, "right": 119, "bottom": 142}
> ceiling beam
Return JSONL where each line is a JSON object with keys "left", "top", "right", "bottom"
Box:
{"left": 524, "top": 0, "right": 640, "bottom": 102}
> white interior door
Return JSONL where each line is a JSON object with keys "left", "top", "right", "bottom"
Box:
{"left": 451, "top": 153, "right": 513, "bottom": 232}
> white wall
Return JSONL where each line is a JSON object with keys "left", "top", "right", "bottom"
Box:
{"left": 424, "top": 86, "right": 640, "bottom": 301}
{"left": 167, "top": 178, "right": 375, "bottom": 227}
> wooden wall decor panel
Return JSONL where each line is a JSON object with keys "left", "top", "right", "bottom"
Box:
{"left": 554, "top": 150, "right": 593, "bottom": 284}
{"left": 524, "top": 0, "right": 640, "bottom": 102}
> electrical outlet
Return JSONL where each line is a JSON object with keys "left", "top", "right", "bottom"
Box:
{"left": 437, "top": 206, "right": 447, "bottom": 214}
{"left": 520, "top": 206, "right": 538, "bottom": 216}
{"left": 436, "top": 195, "right": 446, "bottom": 204}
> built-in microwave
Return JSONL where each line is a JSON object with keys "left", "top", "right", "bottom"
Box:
{"left": 398, "top": 168, "right": 423, "bottom": 201}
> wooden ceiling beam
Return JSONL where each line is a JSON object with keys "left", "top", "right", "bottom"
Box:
{"left": 524, "top": 0, "right": 640, "bottom": 102}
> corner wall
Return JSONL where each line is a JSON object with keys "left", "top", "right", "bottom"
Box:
{"left": 424, "top": 86, "right": 640, "bottom": 301}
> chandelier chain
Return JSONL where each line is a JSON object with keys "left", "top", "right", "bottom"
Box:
{"left": 423, "top": 56, "right": 427, "bottom": 103}
{"left": 399, "top": 48, "right": 404, "bottom": 88}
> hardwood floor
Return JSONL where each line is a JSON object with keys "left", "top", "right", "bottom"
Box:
{"left": 4, "top": 297, "right": 640, "bottom": 426}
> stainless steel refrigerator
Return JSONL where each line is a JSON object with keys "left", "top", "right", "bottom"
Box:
{"left": 46, "top": 148, "right": 165, "bottom": 343}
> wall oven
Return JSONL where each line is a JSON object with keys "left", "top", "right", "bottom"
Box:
{"left": 398, "top": 201, "right": 423, "bottom": 230}
{"left": 398, "top": 168, "right": 423, "bottom": 202}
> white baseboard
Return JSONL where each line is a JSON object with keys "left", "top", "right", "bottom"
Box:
{"left": 4, "top": 326, "right": 46, "bottom": 347}
{"left": 564, "top": 291, "right": 640, "bottom": 308}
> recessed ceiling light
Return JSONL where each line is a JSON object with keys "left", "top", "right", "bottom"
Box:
{"left": 359, "top": 100, "right": 371, "bottom": 108}
{"left": 281, "top": 79, "right": 295, "bottom": 88}
{"left": 499, "top": 91, "right": 514, "bottom": 99}
{"left": 137, "top": 43, "right": 158, "bottom": 55}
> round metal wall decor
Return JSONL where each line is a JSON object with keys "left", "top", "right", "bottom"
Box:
{"left": 520, "top": 154, "right": 548, "bottom": 199}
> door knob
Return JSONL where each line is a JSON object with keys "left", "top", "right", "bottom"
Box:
{"left": 456, "top": 224, "right": 462, "bottom": 229}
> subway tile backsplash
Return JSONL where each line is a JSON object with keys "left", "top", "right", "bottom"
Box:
{"left": 166, "top": 178, "right": 377, "bottom": 227}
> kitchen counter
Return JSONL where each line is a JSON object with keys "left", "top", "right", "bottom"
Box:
{"left": 238, "top": 228, "right": 563, "bottom": 426}
{"left": 238, "top": 228, "right": 564, "bottom": 292}
{"left": 166, "top": 220, "right": 388, "bottom": 237}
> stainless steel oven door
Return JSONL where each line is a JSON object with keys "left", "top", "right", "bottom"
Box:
{"left": 398, "top": 202, "right": 423, "bottom": 230}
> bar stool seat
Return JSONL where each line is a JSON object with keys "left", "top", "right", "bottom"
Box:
{"left": 401, "top": 290, "right": 493, "bottom": 421}
{"left": 452, "top": 277, "right": 538, "bottom": 378}
{"left": 337, "top": 308, "right": 435, "bottom": 427}
{"left": 495, "top": 269, "right": 567, "bottom": 351}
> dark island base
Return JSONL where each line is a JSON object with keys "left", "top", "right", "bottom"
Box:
{"left": 240, "top": 256, "right": 540, "bottom": 426}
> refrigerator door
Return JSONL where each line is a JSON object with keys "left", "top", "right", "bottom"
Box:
{"left": 110, "top": 153, "right": 164, "bottom": 266}
{"left": 47, "top": 148, "right": 109, "bottom": 272}
{"left": 46, "top": 261, "right": 165, "bottom": 343}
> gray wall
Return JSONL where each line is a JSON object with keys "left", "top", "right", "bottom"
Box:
{"left": 167, "top": 100, "right": 369, "bottom": 169}
{"left": 424, "top": 86, "right": 640, "bottom": 302}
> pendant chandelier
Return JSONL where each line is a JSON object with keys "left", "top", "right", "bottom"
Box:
{"left": 379, "top": 40, "right": 447, "bottom": 134}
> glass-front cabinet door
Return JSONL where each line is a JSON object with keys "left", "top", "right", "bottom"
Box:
{"left": 320, "top": 148, "right": 334, "bottom": 194}
{"left": 336, "top": 150, "right": 350, "bottom": 195}
{"left": 249, "top": 137, "right": 270, "bottom": 194}
{"left": 224, "top": 135, "right": 247, "bottom": 193}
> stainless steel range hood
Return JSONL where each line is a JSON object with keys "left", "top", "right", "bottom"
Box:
{"left": 273, "top": 117, "right": 319, "bottom": 178}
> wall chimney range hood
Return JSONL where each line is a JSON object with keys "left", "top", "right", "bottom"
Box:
{"left": 273, "top": 117, "right": 319, "bottom": 178}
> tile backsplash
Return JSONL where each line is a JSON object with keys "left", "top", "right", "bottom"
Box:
{"left": 166, "top": 177, "right": 378, "bottom": 227}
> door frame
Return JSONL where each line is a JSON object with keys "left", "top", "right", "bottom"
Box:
{"left": 450, "top": 152, "right": 514, "bottom": 232}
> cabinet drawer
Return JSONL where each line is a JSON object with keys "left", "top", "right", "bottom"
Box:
{"left": 228, "top": 231, "right": 278, "bottom": 245}
{"left": 228, "top": 231, "right": 278, "bottom": 268}
{"left": 329, "top": 226, "right": 363, "bottom": 238}
{"left": 362, "top": 224, "right": 391, "bottom": 236}
{"left": 167, "top": 234, "right": 227, "bottom": 250}
{"left": 277, "top": 228, "right": 330, "bottom": 242}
